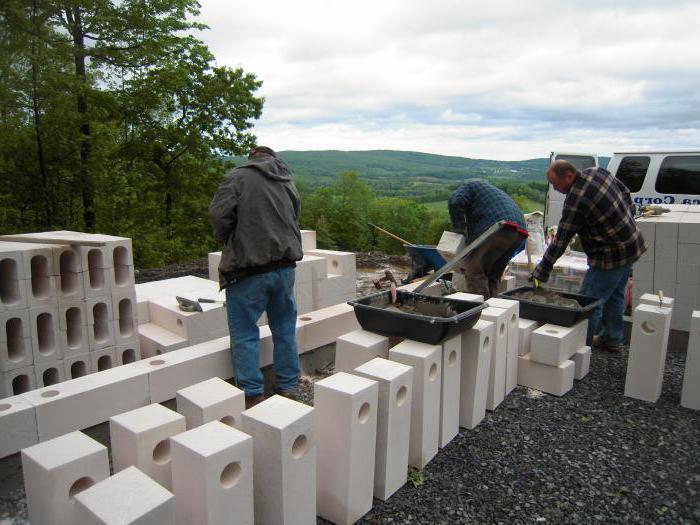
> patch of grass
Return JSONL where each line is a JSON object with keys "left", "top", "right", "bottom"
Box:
{"left": 407, "top": 467, "right": 426, "bottom": 488}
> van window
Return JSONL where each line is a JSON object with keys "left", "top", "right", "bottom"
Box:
{"left": 616, "top": 156, "right": 650, "bottom": 192}
{"left": 655, "top": 155, "right": 700, "bottom": 195}
{"left": 554, "top": 155, "right": 597, "bottom": 172}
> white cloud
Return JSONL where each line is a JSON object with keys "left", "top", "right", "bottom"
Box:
{"left": 195, "top": 0, "right": 700, "bottom": 159}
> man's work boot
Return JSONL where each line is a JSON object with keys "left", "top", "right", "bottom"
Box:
{"left": 275, "top": 389, "right": 299, "bottom": 402}
{"left": 244, "top": 394, "right": 266, "bottom": 409}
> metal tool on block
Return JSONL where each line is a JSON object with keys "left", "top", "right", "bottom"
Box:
{"left": 175, "top": 296, "right": 226, "bottom": 313}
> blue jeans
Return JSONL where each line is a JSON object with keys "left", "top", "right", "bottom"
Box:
{"left": 225, "top": 266, "right": 300, "bottom": 396}
{"left": 579, "top": 264, "right": 632, "bottom": 346}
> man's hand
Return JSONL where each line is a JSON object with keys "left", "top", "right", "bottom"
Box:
{"left": 529, "top": 265, "right": 549, "bottom": 284}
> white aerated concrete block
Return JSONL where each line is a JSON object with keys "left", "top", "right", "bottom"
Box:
{"left": 304, "top": 254, "right": 328, "bottom": 281}
{"left": 389, "top": 339, "right": 441, "bottom": 469}
{"left": 1, "top": 366, "right": 36, "bottom": 398}
{"left": 90, "top": 347, "right": 115, "bottom": 373}
{"left": 176, "top": 377, "right": 245, "bottom": 430}
{"left": 110, "top": 403, "right": 186, "bottom": 489}
{"left": 530, "top": 322, "right": 580, "bottom": 366}
{"left": 241, "top": 395, "right": 316, "bottom": 525}
{"left": 486, "top": 297, "right": 519, "bottom": 395}
{"left": 680, "top": 212, "right": 700, "bottom": 244}
{"left": 301, "top": 229, "right": 317, "bottom": 251}
{"left": 20, "top": 364, "right": 150, "bottom": 440}
{"left": 313, "top": 273, "right": 356, "bottom": 309}
{"left": 1, "top": 310, "right": 33, "bottom": 371}
{"left": 315, "top": 372, "right": 378, "bottom": 525}
{"left": 297, "top": 303, "right": 360, "bottom": 352}
{"left": 208, "top": 251, "right": 221, "bottom": 282}
{"left": 518, "top": 354, "right": 575, "bottom": 396}
{"left": 22, "top": 431, "right": 109, "bottom": 525}
{"left": 480, "top": 307, "right": 508, "bottom": 411}
{"left": 138, "top": 323, "right": 188, "bottom": 358}
{"left": 681, "top": 311, "right": 700, "bottom": 410}
{"left": 64, "top": 353, "right": 90, "bottom": 380}
{"left": 30, "top": 306, "right": 62, "bottom": 363}
{"left": 294, "top": 279, "right": 313, "bottom": 314}
{"left": 497, "top": 275, "right": 517, "bottom": 293}
{"left": 0, "top": 395, "right": 38, "bottom": 458}
{"left": 518, "top": 318, "right": 539, "bottom": 356}
{"left": 353, "top": 358, "right": 412, "bottom": 501}
{"left": 335, "top": 329, "right": 390, "bottom": 372}
{"left": 74, "top": 466, "right": 174, "bottom": 525}
{"left": 35, "top": 360, "right": 65, "bottom": 388}
{"left": 305, "top": 249, "right": 356, "bottom": 277}
{"left": 436, "top": 231, "right": 466, "bottom": 261}
{"left": 447, "top": 292, "right": 485, "bottom": 302}
{"left": 439, "top": 334, "right": 461, "bottom": 448}
{"left": 86, "top": 297, "right": 115, "bottom": 350}
{"left": 133, "top": 337, "right": 233, "bottom": 403}
{"left": 639, "top": 292, "right": 675, "bottom": 310}
{"left": 148, "top": 297, "right": 228, "bottom": 344}
{"left": 625, "top": 304, "right": 672, "bottom": 403}
{"left": 171, "top": 421, "right": 253, "bottom": 525}
{"left": 573, "top": 346, "right": 591, "bottom": 380}
{"left": 458, "top": 320, "right": 494, "bottom": 430}
{"left": 116, "top": 343, "right": 141, "bottom": 365}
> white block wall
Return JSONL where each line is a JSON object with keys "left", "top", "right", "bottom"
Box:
{"left": 479, "top": 307, "right": 509, "bottom": 411}
{"left": 176, "top": 377, "right": 245, "bottom": 430}
{"left": 335, "top": 329, "right": 390, "bottom": 373}
{"left": 681, "top": 310, "right": 700, "bottom": 410}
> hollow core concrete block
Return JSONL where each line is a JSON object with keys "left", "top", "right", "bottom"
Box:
{"left": 315, "top": 372, "right": 379, "bottom": 525}
{"left": 116, "top": 343, "right": 141, "bottom": 366}
{"left": 22, "top": 431, "right": 109, "bottom": 525}
{"left": 74, "top": 466, "right": 174, "bottom": 525}
{"left": 479, "top": 307, "right": 508, "bottom": 411}
{"left": 110, "top": 403, "right": 186, "bottom": 489}
{"left": 517, "top": 354, "right": 575, "bottom": 397}
{"left": 353, "top": 357, "right": 412, "bottom": 501}
{"left": 90, "top": 346, "right": 116, "bottom": 373}
{"left": 30, "top": 305, "right": 62, "bottom": 363}
{"left": 573, "top": 346, "right": 591, "bottom": 380}
{"left": 389, "top": 339, "right": 441, "bottom": 469}
{"left": 34, "top": 360, "right": 65, "bottom": 388}
{"left": 0, "top": 394, "right": 38, "bottom": 458}
{"left": 57, "top": 301, "right": 89, "bottom": 356}
{"left": 240, "top": 395, "right": 316, "bottom": 525}
{"left": 1, "top": 309, "right": 33, "bottom": 371}
{"left": 486, "top": 297, "right": 519, "bottom": 395}
{"left": 171, "top": 421, "right": 253, "bottom": 525}
{"left": 624, "top": 304, "right": 672, "bottom": 403}
{"left": 335, "top": 329, "right": 391, "bottom": 373}
{"left": 439, "top": 334, "right": 461, "bottom": 448}
{"left": 64, "top": 353, "right": 91, "bottom": 380}
{"left": 1, "top": 365, "right": 36, "bottom": 398}
{"left": 529, "top": 323, "right": 579, "bottom": 366}
{"left": 681, "top": 311, "right": 700, "bottom": 411}
{"left": 459, "top": 320, "right": 494, "bottom": 430}
{"left": 176, "top": 377, "right": 245, "bottom": 430}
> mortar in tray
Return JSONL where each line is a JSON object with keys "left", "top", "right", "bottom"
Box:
{"left": 498, "top": 286, "right": 602, "bottom": 327}
{"left": 348, "top": 290, "right": 486, "bottom": 345}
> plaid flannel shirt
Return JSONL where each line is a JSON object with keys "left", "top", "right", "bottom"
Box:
{"left": 533, "top": 167, "right": 647, "bottom": 282}
{"left": 448, "top": 180, "right": 526, "bottom": 244}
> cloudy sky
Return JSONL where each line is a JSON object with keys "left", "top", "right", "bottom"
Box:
{"left": 195, "top": 0, "right": 700, "bottom": 160}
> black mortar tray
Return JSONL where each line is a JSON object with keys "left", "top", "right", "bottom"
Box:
{"left": 347, "top": 290, "right": 486, "bottom": 345}
{"left": 498, "top": 286, "right": 602, "bottom": 327}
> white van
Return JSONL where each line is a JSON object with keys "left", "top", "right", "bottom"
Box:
{"left": 544, "top": 151, "right": 700, "bottom": 227}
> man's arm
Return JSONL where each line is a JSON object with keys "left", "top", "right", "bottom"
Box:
{"left": 448, "top": 184, "right": 471, "bottom": 236}
{"left": 208, "top": 175, "right": 239, "bottom": 244}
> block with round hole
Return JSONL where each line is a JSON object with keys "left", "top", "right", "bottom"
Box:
{"left": 170, "top": 421, "right": 253, "bottom": 525}
{"left": 681, "top": 310, "right": 700, "bottom": 411}
{"left": 35, "top": 360, "right": 65, "bottom": 388}
{"left": 1, "top": 310, "right": 33, "bottom": 371}
{"left": 116, "top": 344, "right": 141, "bottom": 366}
{"left": 486, "top": 297, "right": 520, "bottom": 395}
{"left": 29, "top": 306, "right": 62, "bottom": 363}
{"left": 517, "top": 353, "right": 575, "bottom": 396}
{"left": 389, "top": 339, "right": 441, "bottom": 469}
{"left": 573, "top": 345, "right": 591, "bottom": 380}
{"left": 479, "top": 306, "right": 509, "bottom": 411}
{"left": 1, "top": 366, "right": 36, "bottom": 397}
{"left": 147, "top": 298, "right": 228, "bottom": 345}
{"left": 518, "top": 318, "right": 540, "bottom": 356}
{"left": 0, "top": 395, "right": 38, "bottom": 458}
{"left": 241, "top": 394, "right": 316, "bottom": 525}
{"left": 458, "top": 319, "right": 494, "bottom": 430}
{"left": 90, "top": 347, "right": 116, "bottom": 373}
{"left": 176, "top": 377, "right": 245, "bottom": 430}
{"left": 304, "top": 249, "right": 356, "bottom": 277}
{"left": 86, "top": 297, "right": 115, "bottom": 350}
{"left": 529, "top": 322, "right": 580, "bottom": 367}
{"left": 138, "top": 323, "right": 188, "bottom": 358}
{"left": 74, "top": 465, "right": 174, "bottom": 525}
{"left": 63, "top": 353, "right": 91, "bottom": 380}
{"left": 335, "top": 329, "right": 391, "bottom": 373}
{"left": 20, "top": 364, "right": 149, "bottom": 441}
{"left": 314, "top": 372, "right": 378, "bottom": 525}
{"left": 110, "top": 403, "right": 186, "bottom": 490}
{"left": 353, "top": 357, "right": 413, "bottom": 501}
{"left": 624, "top": 304, "right": 672, "bottom": 403}
{"left": 21, "top": 430, "right": 109, "bottom": 525}
{"left": 439, "top": 334, "right": 461, "bottom": 448}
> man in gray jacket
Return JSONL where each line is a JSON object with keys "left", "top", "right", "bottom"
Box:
{"left": 209, "top": 146, "right": 303, "bottom": 408}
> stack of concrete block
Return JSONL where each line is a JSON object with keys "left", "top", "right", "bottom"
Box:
{"left": 635, "top": 206, "right": 700, "bottom": 331}
{"left": 624, "top": 303, "right": 672, "bottom": 402}
{"left": 517, "top": 318, "right": 590, "bottom": 396}
{"left": 486, "top": 297, "right": 520, "bottom": 396}
{"left": 0, "top": 232, "right": 140, "bottom": 397}
{"left": 681, "top": 310, "right": 700, "bottom": 411}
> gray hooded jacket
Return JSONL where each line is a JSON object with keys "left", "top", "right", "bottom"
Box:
{"left": 209, "top": 155, "right": 303, "bottom": 289}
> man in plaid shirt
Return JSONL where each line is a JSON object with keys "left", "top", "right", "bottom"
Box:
{"left": 449, "top": 180, "right": 527, "bottom": 298}
{"left": 532, "top": 160, "right": 647, "bottom": 351}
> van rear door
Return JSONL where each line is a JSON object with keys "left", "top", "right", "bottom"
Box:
{"left": 544, "top": 152, "right": 599, "bottom": 228}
